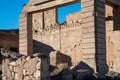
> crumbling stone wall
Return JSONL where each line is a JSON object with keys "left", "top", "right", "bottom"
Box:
{"left": 19, "top": 0, "right": 120, "bottom": 75}
{"left": 32, "top": 9, "right": 82, "bottom": 66}
{"left": 2, "top": 54, "right": 49, "bottom": 80}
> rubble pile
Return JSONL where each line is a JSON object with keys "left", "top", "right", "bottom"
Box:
{"left": 2, "top": 53, "right": 49, "bottom": 80}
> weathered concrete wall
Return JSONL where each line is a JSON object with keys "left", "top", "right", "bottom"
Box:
{"left": 2, "top": 54, "right": 49, "bottom": 80}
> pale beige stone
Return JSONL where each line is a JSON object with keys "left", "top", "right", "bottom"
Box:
{"left": 26, "top": 56, "right": 31, "bottom": 61}
{"left": 9, "top": 65, "right": 14, "bottom": 72}
{"left": 36, "top": 62, "right": 40, "bottom": 70}
{"left": 9, "top": 61, "right": 17, "bottom": 66}
{"left": 23, "top": 69, "right": 27, "bottom": 75}
{"left": 2, "top": 76, "right": 7, "bottom": 80}
{"left": 33, "top": 70, "right": 40, "bottom": 78}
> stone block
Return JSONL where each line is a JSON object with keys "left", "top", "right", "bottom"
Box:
{"left": 49, "top": 51, "right": 58, "bottom": 67}
{"left": 33, "top": 70, "right": 41, "bottom": 78}
{"left": 36, "top": 62, "right": 40, "bottom": 70}
{"left": 9, "top": 61, "right": 17, "bottom": 66}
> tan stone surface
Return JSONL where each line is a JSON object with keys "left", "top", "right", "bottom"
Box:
{"left": 106, "top": 4, "right": 120, "bottom": 72}
{"left": 2, "top": 55, "right": 50, "bottom": 80}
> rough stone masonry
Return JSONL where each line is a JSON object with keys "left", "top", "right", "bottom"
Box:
{"left": 2, "top": 53, "right": 49, "bottom": 80}
{"left": 2, "top": 0, "right": 120, "bottom": 80}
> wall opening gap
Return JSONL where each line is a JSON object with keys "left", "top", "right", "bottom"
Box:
{"left": 57, "top": 2, "right": 81, "bottom": 24}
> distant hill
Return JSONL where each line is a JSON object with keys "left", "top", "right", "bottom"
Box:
{"left": 0, "top": 29, "right": 19, "bottom": 34}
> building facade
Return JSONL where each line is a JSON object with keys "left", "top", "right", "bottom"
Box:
{"left": 19, "top": 0, "right": 120, "bottom": 74}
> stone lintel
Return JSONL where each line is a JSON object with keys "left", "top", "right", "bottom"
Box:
{"left": 32, "top": 0, "right": 50, "bottom": 5}
{"left": 28, "top": 0, "right": 80, "bottom": 12}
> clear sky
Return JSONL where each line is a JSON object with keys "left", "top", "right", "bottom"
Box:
{"left": 0, "top": 0, "right": 81, "bottom": 30}
{"left": 58, "top": 2, "right": 81, "bottom": 24}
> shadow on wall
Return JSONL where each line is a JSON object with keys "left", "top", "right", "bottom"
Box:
{"left": 33, "top": 39, "right": 109, "bottom": 78}
{"left": 33, "top": 40, "right": 55, "bottom": 55}
{"left": 33, "top": 40, "right": 94, "bottom": 71}
{"left": 33, "top": 40, "right": 72, "bottom": 67}
{"left": 56, "top": 51, "right": 72, "bottom": 66}
{"left": 113, "top": 6, "right": 120, "bottom": 31}
{"left": 33, "top": 39, "right": 73, "bottom": 78}
{"left": 49, "top": 51, "right": 72, "bottom": 74}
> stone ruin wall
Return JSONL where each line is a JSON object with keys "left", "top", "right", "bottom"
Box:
{"left": 19, "top": 0, "right": 107, "bottom": 73}
{"left": 106, "top": 4, "right": 120, "bottom": 72}
{"left": 32, "top": 8, "right": 82, "bottom": 67}
{"left": 1, "top": 1, "right": 120, "bottom": 80}
{"left": 18, "top": 0, "right": 120, "bottom": 74}
{"left": 2, "top": 54, "right": 49, "bottom": 80}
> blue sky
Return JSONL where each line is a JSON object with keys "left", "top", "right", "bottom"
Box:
{"left": 58, "top": 2, "right": 81, "bottom": 23}
{"left": 0, "top": 0, "right": 81, "bottom": 30}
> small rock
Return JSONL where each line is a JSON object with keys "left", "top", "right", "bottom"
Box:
{"left": 23, "top": 69, "right": 27, "bottom": 76}
{"left": 26, "top": 56, "right": 31, "bottom": 61}
{"left": 16, "top": 58, "right": 22, "bottom": 65}
{"left": 9, "top": 61, "right": 17, "bottom": 66}
{"left": 15, "top": 73, "right": 19, "bottom": 80}
{"left": 11, "top": 72, "right": 15, "bottom": 79}
{"left": 2, "top": 76, "right": 7, "bottom": 80}
{"left": 7, "top": 66, "right": 12, "bottom": 78}
{"left": 17, "top": 67, "right": 23, "bottom": 80}
{"left": 2, "top": 63, "right": 8, "bottom": 76}
{"left": 24, "top": 58, "right": 37, "bottom": 75}
{"left": 33, "top": 53, "right": 39, "bottom": 57}
{"left": 9, "top": 65, "right": 14, "bottom": 72}
{"left": 24, "top": 75, "right": 35, "bottom": 80}
{"left": 14, "top": 66, "right": 23, "bottom": 79}
{"left": 34, "top": 70, "right": 41, "bottom": 78}
{"left": 14, "top": 67, "right": 18, "bottom": 73}
{"left": 36, "top": 62, "right": 40, "bottom": 70}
